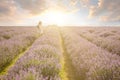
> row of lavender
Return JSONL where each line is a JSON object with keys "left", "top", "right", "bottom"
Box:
{"left": 73, "top": 27, "right": 120, "bottom": 55}
{"left": 0, "top": 27, "right": 37, "bottom": 41}
{"left": 0, "top": 28, "right": 39, "bottom": 72}
{"left": 0, "top": 27, "right": 13, "bottom": 33}
{"left": 61, "top": 28, "right": 120, "bottom": 80}
{"left": 0, "top": 27, "right": 63, "bottom": 80}
{"left": 89, "top": 27, "right": 120, "bottom": 39}
{"left": 0, "top": 27, "right": 36, "bottom": 33}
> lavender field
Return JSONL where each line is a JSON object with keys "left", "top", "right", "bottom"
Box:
{"left": 0, "top": 27, "right": 120, "bottom": 80}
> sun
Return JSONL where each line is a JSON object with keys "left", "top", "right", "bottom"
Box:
{"left": 37, "top": 9, "right": 76, "bottom": 26}
{"left": 41, "top": 10, "right": 68, "bottom": 26}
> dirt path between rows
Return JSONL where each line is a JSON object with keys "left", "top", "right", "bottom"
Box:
{"left": 59, "top": 29, "right": 80, "bottom": 80}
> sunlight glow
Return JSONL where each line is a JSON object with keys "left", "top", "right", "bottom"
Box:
{"left": 40, "top": 10, "right": 70, "bottom": 26}
{"left": 33, "top": 9, "right": 80, "bottom": 26}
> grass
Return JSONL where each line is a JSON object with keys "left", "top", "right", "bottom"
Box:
{"left": 0, "top": 46, "right": 31, "bottom": 75}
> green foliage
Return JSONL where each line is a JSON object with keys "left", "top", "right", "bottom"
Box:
{"left": 3, "top": 35, "right": 10, "bottom": 39}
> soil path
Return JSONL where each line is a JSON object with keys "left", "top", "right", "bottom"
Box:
{"left": 59, "top": 29, "right": 80, "bottom": 80}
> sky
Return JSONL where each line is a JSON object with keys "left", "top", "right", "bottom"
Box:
{"left": 0, "top": 0, "right": 120, "bottom": 26}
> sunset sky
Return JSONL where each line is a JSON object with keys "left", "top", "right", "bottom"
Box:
{"left": 0, "top": 0, "right": 120, "bottom": 26}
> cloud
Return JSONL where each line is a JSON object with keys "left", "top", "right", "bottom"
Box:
{"left": 0, "top": 0, "right": 16, "bottom": 16}
{"left": 14, "top": 0, "right": 47, "bottom": 15}
{"left": 88, "top": 0, "right": 120, "bottom": 22}
{"left": 0, "top": 0, "right": 78, "bottom": 18}
{"left": 14, "top": 0, "right": 77, "bottom": 14}
{"left": 0, "top": 0, "right": 47, "bottom": 22}
{"left": 70, "top": 0, "right": 79, "bottom": 6}
{"left": 45, "top": 0, "right": 80, "bottom": 13}
{"left": 0, "top": 0, "right": 19, "bottom": 22}
{"left": 70, "top": 0, "right": 120, "bottom": 22}
{"left": 99, "top": 16, "right": 120, "bottom": 22}
{"left": 0, "top": 0, "right": 119, "bottom": 25}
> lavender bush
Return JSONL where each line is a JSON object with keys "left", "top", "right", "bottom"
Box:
{"left": 0, "top": 27, "right": 37, "bottom": 41}
{"left": 0, "top": 27, "right": 120, "bottom": 80}
{"left": 73, "top": 27, "right": 120, "bottom": 55}
{"left": 61, "top": 28, "right": 120, "bottom": 80}
{"left": 0, "top": 27, "right": 63, "bottom": 80}
{"left": 0, "top": 31, "right": 38, "bottom": 72}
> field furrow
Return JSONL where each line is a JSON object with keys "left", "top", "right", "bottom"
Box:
{"left": 0, "top": 27, "right": 120, "bottom": 80}
{"left": 61, "top": 28, "right": 120, "bottom": 80}
{"left": 0, "top": 44, "right": 33, "bottom": 75}
{"left": 0, "top": 31, "right": 39, "bottom": 73}
{"left": 0, "top": 27, "right": 37, "bottom": 41}
{"left": 0, "top": 27, "right": 63, "bottom": 80}
{"left": 59, "top": 29, "right": 80, "bottom": 80}
{"left": 73, "top": 27, "right": 120, "bottom": 55}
